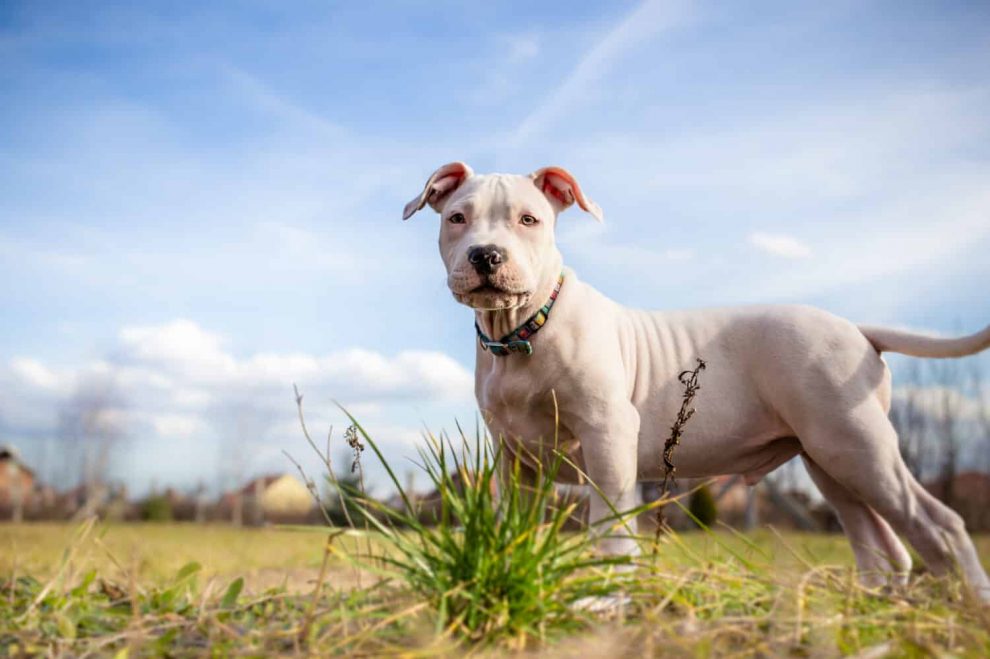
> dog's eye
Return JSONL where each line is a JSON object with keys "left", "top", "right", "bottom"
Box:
{"left": 520, "top": 214, "right": 538, "bottom": 226}
{"left": 447, "top": 213, "right": 466, "bottom": 225}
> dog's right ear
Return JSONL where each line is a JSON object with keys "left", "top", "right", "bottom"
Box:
{"left": 402, "top": 162, "right": 474, "bottom": 220}
{"left": 530, "top": 166, "right": 603, "bottom": 222}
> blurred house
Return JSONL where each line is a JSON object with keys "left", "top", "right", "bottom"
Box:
{"left": 925, "top": 471, "right": 990, "bottom": 532}
{"left": 160, "top": 487, "right": 195, "bottom": 520}
{"left": 0, "top": 445, "right": 35, "bottom": 521}
{"left": 639, "top": 476, "right": 748, "bottom": 531}
{"left": 55, "top": 482, "right": 132, "bottom": 521}
{"left": 56, "top": 484, "right": 92, "bottom": 518}
{"left": 218, "top": 474, "right": 315, "bottom": 525}
{"left": 640, "top": 475, "right": 829, "bottom": 532}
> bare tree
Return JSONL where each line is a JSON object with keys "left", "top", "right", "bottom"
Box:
{"left": 970, "top": 359, "right": 990, "bottom": 472}
{"left": 932, "top": 359, "right": 964, "bottom": 509}
{"left": 210, "top": 396, "right": 275, "bottom": 526}
{"left": 890, "top": 360, "right": 929, "bottom": 480}
{"left": 58, "top": 372, "right": 127, "bottom": 518}
{"left": 744, "top": 483, "right": 759, "bottom": 530}
{"left": 194, "top": 481, "right": 208, "bottom": 524}
{"left": 4, "top": 452, "right": 26, "bottom": 523}
{"left": 968, "top": 358, "right": 990, "bottom": 530}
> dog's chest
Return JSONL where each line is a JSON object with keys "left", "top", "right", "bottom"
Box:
{"left": 476, "top": 365, "right": 562, "bottom": 444}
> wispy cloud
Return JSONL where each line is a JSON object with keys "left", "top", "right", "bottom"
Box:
{"left": 747, "top": 232, "right": 812, "bottom": 259}
{"left": 556, "top": 220, "right": 696, "bottom": 274}
{"left": 218, "top": 64, "right": 346, "bottom": 140}
{"left": 465, "top": 32, "right": 542, "bottom": 107}
{"left": 502, "top": 0, "right": 694, "bottom": 152}
{"left": 740, "top": 177, "right": 990, "bottom": 302}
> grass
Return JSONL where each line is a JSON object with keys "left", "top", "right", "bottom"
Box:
{"left": 1, "top": 522, "right": 989, "bottom": 655}
{"left": 2, "top": 418, "right": 990, "bottom": 656}
{"left": 342, "top": 420, "right": 637, "bottom": 645}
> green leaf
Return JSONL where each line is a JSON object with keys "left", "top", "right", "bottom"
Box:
{"left": 55, "top": 612, "right": 77, "bottom": 640}
{"left": 221, "top": 577, "right": 244, "bottom": 609}
{"left": 174, "top": 561, "right": 201, "bottom": 582}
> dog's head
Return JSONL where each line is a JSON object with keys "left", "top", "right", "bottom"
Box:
{"left": 403, "top": 162, "right": 602, "bottom": 311}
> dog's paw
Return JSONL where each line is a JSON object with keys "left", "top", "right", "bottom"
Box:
{"left": 571, "top": 594, "right": 632, "bottom": 614}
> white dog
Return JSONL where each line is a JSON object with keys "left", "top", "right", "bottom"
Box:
{"left": 403, "top": 162, "right": 990, "bottom": 597}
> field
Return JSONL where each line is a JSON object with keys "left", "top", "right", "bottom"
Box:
{"left": 4, "top": 426, "right": 990, "bottom": 657}
{"left": 2, "top": 521, "right": 989, "bottom": 657}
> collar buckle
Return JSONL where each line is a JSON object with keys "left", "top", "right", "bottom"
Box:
{"left": 479, "top": 339, "right": 533, "bottom": 356}
{"left": 506, "top": 340, "right": 534, "bottom": 355}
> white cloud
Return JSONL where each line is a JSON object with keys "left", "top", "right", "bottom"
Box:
{"left": 150, "top": 413, "right": 206, "bottom": 439}
{"left": 106, "top": 319, "right": 475, "bottom": 405}
{"left": 0, "top": 319, "right": 475, "bottom": 491}
{"left": 119, "top": 320, "right": 234, "bottom": 380}
{"left": 111, "top": 319, "right": 475, "bottom": 407}
{"left": 747, "top": 232, "right": 813, "bottom": 259}
{"left": 9, "top": 358, "right": 69, "bottom": 393}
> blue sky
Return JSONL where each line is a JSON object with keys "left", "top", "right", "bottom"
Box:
{"left": 1, "top": 1, "right": 989, "bottom": 494}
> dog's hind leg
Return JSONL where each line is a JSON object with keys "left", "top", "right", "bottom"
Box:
{"left": 802, "top": 455, "right": 911, "bottom": 587}
{"left": 799, "top": 403, "right": 990, "bottom": 599}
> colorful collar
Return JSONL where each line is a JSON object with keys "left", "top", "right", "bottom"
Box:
{"left": 475, "top": 273, "right": 564, "bottom": 356}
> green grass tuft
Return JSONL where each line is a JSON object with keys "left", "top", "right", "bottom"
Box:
{"left": 335, "top": 417, "right": 635, "bottom": 646}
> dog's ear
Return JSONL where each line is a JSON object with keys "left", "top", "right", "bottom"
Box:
{"left": 402, "top": 162, "right": 474, "bottom": 220}
{"left": 530, "top": 166, "right": 603, "bottom": 222}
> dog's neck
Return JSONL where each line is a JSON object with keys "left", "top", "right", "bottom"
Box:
{"left": 474, "top": 266, "right": 563, "bottom": 342}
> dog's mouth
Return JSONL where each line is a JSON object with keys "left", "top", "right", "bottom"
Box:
{"left": 454, "top": 281, "right": 530, "bottom": 310}
{"left": 469, "top": 283, "right": 508, "bottom": 295}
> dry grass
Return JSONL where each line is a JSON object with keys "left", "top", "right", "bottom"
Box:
{"left": 1, "top": 523, "right": 331, "bottom": 588}
{"left": 2, "top": 521, "right": 989, "bottom": 656}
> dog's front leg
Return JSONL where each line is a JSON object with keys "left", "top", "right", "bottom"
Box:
{"left": 571, "top": 402, "right": 641, "bottom": 557}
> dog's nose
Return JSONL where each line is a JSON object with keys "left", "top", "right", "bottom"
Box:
{"left": 467, "top": 244, "right": 507, "bottom": 275}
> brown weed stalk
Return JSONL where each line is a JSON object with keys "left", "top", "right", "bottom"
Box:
{"left": 654, "top": 358, "right": 706, "bottom": 539}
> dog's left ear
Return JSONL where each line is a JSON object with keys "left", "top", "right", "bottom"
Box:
{"left": 530, "top": 166, "right": 603, "bottom": 222}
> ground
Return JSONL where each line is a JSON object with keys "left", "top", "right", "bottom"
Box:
{"left": 2, "top": 523, "right": 989, "bottom": 656}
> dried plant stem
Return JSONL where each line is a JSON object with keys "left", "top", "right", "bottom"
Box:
{"left": 299, "top": 535, "right": 336, "bottom": 646}
{"left": 654, "top": 358, "right": 706, "bottom": 542}
{"left": 292, "top": 384, "right": 357, "bottom": 530}
{"left": 344, "top": 424, "right": 366, "bottom": 496}
{"left": 290, "top": 385, "right": 375, "bottom": 590}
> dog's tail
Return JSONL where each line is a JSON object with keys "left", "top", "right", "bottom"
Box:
{"left": 859, "top": 323, "right": 990, "bottom": 358}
